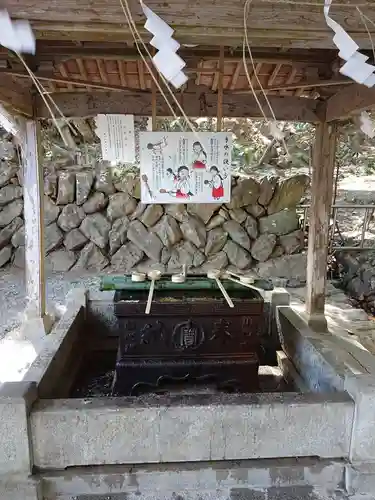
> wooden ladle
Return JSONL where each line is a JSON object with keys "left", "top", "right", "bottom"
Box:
{"left": 207, "top": 270, "right": 234, "bottom": 308}
{"left": 145, "top": 270, "right": 162, "bottom": 315}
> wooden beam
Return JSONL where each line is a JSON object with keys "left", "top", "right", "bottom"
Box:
{"left": 4, "top": 1, "right": 375, "bottom": 49}
{"left": 35, "top": 90, "right": 323, "bottom": 122}
{"left": 217, "top": 46, "right": 224, "bottom": 131}
{"left": 0, "top": 75, "right": 33, "bottom": 116}
{"left": 23, "top": 119, "right": 46, "bottom": 319}
{"left": 306, "top": 121, "right": 338, "bottom": 329}
{"left": 230, "top": 62, "right": 242, "bottom": 90}
{"left": 326, "top": 84, "right": 375, "bottom": 121}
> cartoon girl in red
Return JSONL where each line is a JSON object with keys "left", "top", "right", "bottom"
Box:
{"left": 204, "top": 166, "right": 226, "bottom": 200}
{"left": 160, "top": 166, "right": 193, "bottom": 199}
{"left": 191, "top": 141, "right": 207, "bottom": 169}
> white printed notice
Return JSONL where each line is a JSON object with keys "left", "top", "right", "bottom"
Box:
{"left": 96, "top": 114, "right": 135, "bottom": 163}
{"left": 139, "top": 132, "right": 231, "bottom": 204}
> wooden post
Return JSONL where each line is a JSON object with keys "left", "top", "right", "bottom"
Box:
{"left": 216, "top": 46, "right": 224, "bottom": 132}
{"left": 306, "top": 121, "right": 338, "bottom": 330}
{"left": 23, "top": 119, "right": 46, "bottom": 319}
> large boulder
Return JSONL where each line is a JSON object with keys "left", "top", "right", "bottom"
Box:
{"left": 75, "top": 171, "right": 94, "bottom": 205}
{"left": 111, "top": 242, "right": 144, "bottom": 272}
{"left": 127, "top": 220, "right": 163, "bottom": 261}
{"left": 279, "top": 229, "right": 304, "bottom": 255}
{"left": 0, "top": 185, "right": 22, "bottom": 206}
{"left": 229, "top": 208, "right": 247, "bottom": 224}
{"left": 56, "top": 172, "right": 75, "bottom": 205}
{"left": 140, "top": 204, "right": 164, "bottom": 227}
{"left": 187, "top": 203, "right": 221, "bottom": 224}
{"left": 180, "top": 216, "right": 206, "bottom": 249}
{"left": 245, "top": 204, "right": 266, "bottom": 219}
{"left": 107, "top": 193, "right": 137, "bottom": 221}
{"left": 0, "top": 199, "right": 23, "bottom": 228}
{"left": 11, "top": 225, "right": 25, "bottom": 248}
{"left": 256, "top": 253, "right": 307, "bottom": 280}
{"left": 73, "top": 242, "right": 109, "bottom": 271}
{"left": 57, "top": 204, "right": 85, "bottom": 232}
{"left": 223, "top": 220, "right": 250, "bottom": 250}
{"left": 0, "top": 217, "right": 23, "bottom": 250}
{"left": 167, "top": 241, "right": 205, "bottom": 271}
{"left": 202, "top": 251, "right": 228, "bottom": 271}
{"left": 267, "top": 174, "right": 310, "bottom": 214}
{"left": 44, "top": 174, "right": 57, "bottom": 199}
{"left": 131, "top": 202, "right": 147, "bottom": 220}
{"left": 82, "top": 192, "right": 108, "bottom": 214}
{"left": 0, "top": 246, "right": 12, "bottom": 268}
{"left": 64, "top": 228, "right": 88, "bottom": 251}
{"left": 244, "top": 215, "right": 258, "bottom": 240}
{"left": 109, "top": 217, "right": 129, "bottom": 255}
{"left": 259, "top": 209, "right": 299, "bottom": 236}
{"left": 151, "top": 215, "right": 182, "bottom": 248}
{"left": 258, "top": 175, "right": 278, "bottom": 206}
{"left": 13, "top": 246, "right": 25, "bottom": 268}
{"left": 0, "top": 162, "right": 18, "bottom": 188}
{"left": 44, "top": 196, "right": 61, "bottom": 226}
{"left": 250, "top": 234, "right": 277, "bottom": 262}
{"left": 206, "top": 213, "right": 227, "bottom": 231}
{"left": 94, "top": 166, "right": 115, "bottom": 195}
{"left": 46, "top": 249, "right": 77, "bottom": 272}
{"left": 223, "top": 240, "right": 252, "bottom": 269}
{"left": 80, "top": 213, "right": 111, "bottom": 249}
{"left": 226, "top": 177, "right": 260, "bottom": 209}
{"left": 114, "top": 172, "right": 139, "bottom": 196}
{"left": 165, "top": 204, "right": 189, "bottom": 223}
{"left": 205, "top": 227, "right": 228, "bottom": 256}
{"left": 45, "top": 223, "right": 64, "bottom": 253}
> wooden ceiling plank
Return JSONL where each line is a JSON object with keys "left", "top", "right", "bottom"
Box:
{"left": 118, "top": 60, "right": 126, "bottom": 87}
{"left": 35, "top": 90, "right": 322, "bottom": 122}
{"left": 138, "top": 61, "right": 146, "bottom": 90}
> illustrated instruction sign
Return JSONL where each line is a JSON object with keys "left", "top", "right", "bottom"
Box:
{"left": 96, "top": 114, "right": 135, "bottom": 163}
{"left": 139, "top": 132, "right": 232, "bottom": 204}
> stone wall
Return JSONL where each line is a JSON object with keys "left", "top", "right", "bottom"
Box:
{"left": 0, "top": 160, "right": 310, "bottom": 277}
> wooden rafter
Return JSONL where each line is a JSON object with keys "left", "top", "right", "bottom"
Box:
{"left": 118, "top": 60, "right": 126, "bottom": 87}
{"left": 96, "top": 59, "right": 108, "bottom": 84}
{"left": 59, "top": 62, "right": 73, "bottom": 90}
{"left": 230, "top": 62, "right": 242, "bottom": 90}
{"left": 267, "top": 63, "right": 282, "bottom": 87}
{"left": 76, "top": 58, "right": 89, "bottom": 91}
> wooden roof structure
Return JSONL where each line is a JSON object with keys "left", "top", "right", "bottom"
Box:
{"left": 2, "top": 0, "right": 375, "bottom": 327}
{"left": 1, "top": 0, "right": 375, "bottom": 122}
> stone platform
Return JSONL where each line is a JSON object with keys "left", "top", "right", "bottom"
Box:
{"left": 2, "top": 286, "right": 375, "bottom": 499}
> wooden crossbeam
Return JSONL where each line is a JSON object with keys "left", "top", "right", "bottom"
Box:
{"left": 0, "top": 75, "right": 32, "bottom": 116}
{"left": 35, "top": 90, "right": 323, "bottom": 122}
{"left": 4, "top": 1, "right": 375, "bottom": 48}
{"left": 326, "top": 84, "right": 375, "bottom": 121}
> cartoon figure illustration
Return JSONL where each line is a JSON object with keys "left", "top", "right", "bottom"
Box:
{"left": 147, "top": 136, "right": 168, "bottom": 154}
{"left": 204, "top": 166, "right": 227, "bottom": 200}
{"left": 191, "top": 141, "right": 207, "bottom": 169}
{"left": 160, "top": 166, "right": 193, "bottom": 199}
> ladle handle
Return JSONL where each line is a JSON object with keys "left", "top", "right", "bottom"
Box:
{"left": 145, "top": 279, "right": 155, "bottom": 315}
{"left": 215, "top": 278, "right": 234, "bottom": 308}
{"left": 226, "top": 270, "right": 243, "bottom": 280}
{"left": 227, "top": 275, "right": 255, "bottom": 290}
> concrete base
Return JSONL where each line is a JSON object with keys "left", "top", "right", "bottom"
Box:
{"left": 3, "top": 288, "right": 375, "bottom": 499}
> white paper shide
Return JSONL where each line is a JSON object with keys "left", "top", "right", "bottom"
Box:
{"left": 140, "top": 132, "right": 232, "bottom": 204}
{"left": 96, "top": 114, "right": 136, "bottom": 163}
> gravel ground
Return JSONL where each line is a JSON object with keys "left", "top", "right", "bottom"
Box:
{"left": 0, "top": 269, "right": 101, "bottom": 340}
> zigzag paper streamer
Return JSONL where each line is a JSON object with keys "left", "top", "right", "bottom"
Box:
{"left": 359, "top": 111, "right": 375, "bottom": 138}
{"left": 141, "top": 2, "right": 188, "bottom": 89}
{"left": 324, "top": 0, "right": 375, "bottom": 88}
{"left": 0, "top": 10, "right": 35, "bottom": 54}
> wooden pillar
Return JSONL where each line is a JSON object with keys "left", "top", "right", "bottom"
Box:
{"left": 23, "top": 120, "right": 46, "bottom": 319}
{"left": 306, "top": 121, "right": 338, "bottom": 330}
